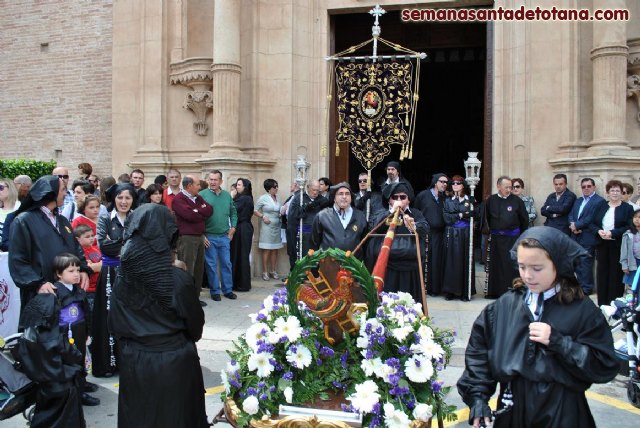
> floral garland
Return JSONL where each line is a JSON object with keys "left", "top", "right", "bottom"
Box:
{"left": 221, "top": 283, "right": 457, "bottom": 427}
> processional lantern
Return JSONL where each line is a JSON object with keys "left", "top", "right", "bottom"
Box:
{"left": 464, "top": 151, "right": 482, "bottom": 190}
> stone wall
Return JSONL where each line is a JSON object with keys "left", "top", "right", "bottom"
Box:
{"left": 0, "top": 0, "right": 113, "bottom": 178}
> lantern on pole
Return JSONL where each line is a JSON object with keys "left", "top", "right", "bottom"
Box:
{"left": 464, "top": 152, "right": 482, "bottom": 301}
{"left": 294, "top": 155, "right": 311, "bottom": 261}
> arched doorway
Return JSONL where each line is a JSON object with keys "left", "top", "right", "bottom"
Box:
{"left": 330, "top": 10, "right": 491, "bottom": 200}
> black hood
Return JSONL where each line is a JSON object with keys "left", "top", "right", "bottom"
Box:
{"left": 382, "top": 181, "right": 414, "bottom": 202}
{"left": 19, "top": 293, "right": 60, "bottom": 331}
{"left": 429, "top": 173, "right": 448, "bottom": 189}
{"left": 17, "top": 175, "right": 61, "bottom": 214}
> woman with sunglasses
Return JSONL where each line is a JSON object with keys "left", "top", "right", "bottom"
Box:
{"left": 366, "top": 182, "right": 428, "bottom": 304}
{"left": 254, "top": 178, "right": 283, "bottom": 281}
{"left": 511, "top": 178, "right": 537, "bottom": 228}
{"left": 442, "top": 175, "right": 478, "bottom": 301}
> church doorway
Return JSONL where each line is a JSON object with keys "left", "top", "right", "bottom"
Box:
{"left": 330, "top": 10, "right": 490, "bottom": 200}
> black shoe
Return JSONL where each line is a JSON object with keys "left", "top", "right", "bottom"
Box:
{"left": 211, "top": 294, "right": 221, "bottom": 301}
{"left": 199, "top": 300, "right": 208, "bottom": 307}
{"left": 444, "top": 294, "right": 455, "bottom": 301}
{"left": 224, "top": 292, "right": 237, "bottom": 300}
{"left": 81, "top": 393, "right": 101, "bottom": 406}
{"left": 84, "top": 381, "right": 99, "bottom": 393}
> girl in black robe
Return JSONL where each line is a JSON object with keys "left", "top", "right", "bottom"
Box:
{"left": 457, "top": 226, "right": 619, "bottom": 428}
{"left": 231, "top": 178, "right": 254, "bottom": 292}
{"left": 442, "top": 176, "right": 477, "bottom": 301}
{"left": 92, "top": 184, "right": 137, "bottom": 377}
{"left": 366, "top": 182, "right": 428, "bottom": 305}
{"left": 108, "top": 203, "right": 207, "bottom": 428}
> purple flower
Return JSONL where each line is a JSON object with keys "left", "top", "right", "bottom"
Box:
{"left": 320, "top": 346, "right": 335, "bottom": 358}
{"left": 371, "top": 402, "right": 381, "bottom": 415}
{"left": 431, "top": 380, "right": 444, "bottom": 393}
{"left": 259, "top": 393, "right": 268, "bottom": 401}
{"left": 398, "top": 346, "right": 409, "bottom": 355}
{"left": 229, "top": 379, "right": 241, "bottom": 388}
{"left": 283, "top": 371, "right": 294, "bottom": 380}
{"left": 301, "top": 329, "right": 310, "bottom": 338}
{"left": 256, "top": 313, "right": 267, "bottom": 321}
{"left": 341, "top": 404, "right": 357, "bottom": 413}
{"left": 257, "top": 381, "right": 266, "bottom": 389}
{"left": 386, "top": 358, "right": 401, "bottom": 369}
{"left": 269, "top": 385, "right": 276, "bottom": 393}
{"left": 247, "top": 387, "right": 257, "bottom": 395}
{"left": 316, "top": 358, "right": 323, "bottom": 366}
{"left": 340, "top": 351, "right": 349, "bottom": 369}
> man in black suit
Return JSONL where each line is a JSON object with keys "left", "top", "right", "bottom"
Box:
{"left": 541, "top": 173, "right": 576, "bottom": 235}
{"left": 568, "top": 177, "right": 606, "bottom": 295}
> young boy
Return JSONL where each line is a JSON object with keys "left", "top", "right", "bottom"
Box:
{"left": 74, "top": 224, "right": 101, "bottom": 310}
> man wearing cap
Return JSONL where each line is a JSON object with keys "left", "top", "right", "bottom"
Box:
{"left": 367, "top": 182, "right": 428, "bottom": 305}
{"left": 288, "top": 180, "right": 328, "bottom": 262}
{"left": 311, "top": 182, "right": 367, "bottom": 257}
{"left": 414, "top": 173, "right": 449, "bottom": 296}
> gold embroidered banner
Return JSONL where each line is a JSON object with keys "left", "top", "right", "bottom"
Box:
{"left": 335, "top": 60, "right": 414, "bottom": 170}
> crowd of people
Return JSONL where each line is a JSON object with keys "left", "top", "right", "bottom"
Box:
{"left": 0, "top": 161, "right": 634, "bottom": 426}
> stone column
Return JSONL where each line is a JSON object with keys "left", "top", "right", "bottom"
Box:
{"left": 209, "top": 0, "right": 242, "bottom": 155}
{"left": 589, "top": 0, "right": 629, "bottom": 153}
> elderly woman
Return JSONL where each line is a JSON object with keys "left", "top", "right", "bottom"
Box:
{"left": 93, "top": 183, "right": 137, "bottom": 377}
{"left": 254, "top": 178, "right": 283, "bottom": 280}
{"left": 442, "top": 175, "right": 478, "bottom": 301}
{"left": 109, "top": 204, "right": 207, "bottom": 428}
{"left": 511, "top": 178, "right": 536, "bottom": 228}
{"left": 366, "top": 182, "right": 428, "bottom": 305}
{"left": 594, "top": 179, "right": 634, "bottom": 306}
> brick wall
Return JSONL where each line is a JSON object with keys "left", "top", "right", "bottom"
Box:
{"left": 0, "top": 0, "right": 113, "bottom": 179}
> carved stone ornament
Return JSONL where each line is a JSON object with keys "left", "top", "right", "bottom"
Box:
{"left": 184, "top": 90, "right": 213, "bottom": 136}
{"left": 627, "top": 75, "right": 640, "bottom": 123}
{"left": 169, "top": 57, "right": 213, "bottom": 135}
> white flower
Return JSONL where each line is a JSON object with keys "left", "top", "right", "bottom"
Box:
{"left": 364, "top": 318, "right": 385, "bottom": 336}
{"left": 356, "top": 334, "right": 369, "bottom": 349}
{"left": 267, "top": 331, "right": 280, "bottom": 344}
{"left": 285, "top": 344, "right": 312, "bottom": 369}
{"left": 395, "top": 291, "right": 416, "bottom": 305}
{"left": 421, "top": 340, "right": 445, "bottom": 361}
{"left": 412, "top": 302, "right": 424, "bottom": 316}
{"left": 379, "top": 363, "right": 397, "bottom": 384}
{"left": 360, "top": 356, "right": 383, "bottom": 376}
{"left": 226, "top": 360, "right": 239, "bottom": 374}
{"left": 283, "top": 386, "right": 293, "bottom": 403}
{"left": 247, "top": 352, "right": 275, "bottom": 378}
{"left": 417, "top": 325, "right": 434, "bottom": 342}
{"left": 220, "top": 369, "right": 230, "bottom": 394}
{"left": 347, "top": 380, "right": 381, "bottom": 414}
{"left": 274, "top": 316, "right": 303, "bottom": 342}
{"left": 391, "top": 325, "right": 413, "bottom": 342}
{"left": 245, "top": 322, "right": 270, "bottom": 351}
{"left": 242, "top": 395, "right": 260, "bottom": 415}
{"left": 263, "top": 295, "right": 275, "bottom": 311}
{"left": 404, "top": 355, "right": 433, "bottom": 383}
{"left": 383, "top": 402, "right": 411, "bottom": 428}
{"left": 413, "top": 403, "right": 433, "bottom": 422}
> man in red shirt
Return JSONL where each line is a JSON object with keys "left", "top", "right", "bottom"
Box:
{"left": 162, "top": 169, "right": 182, "bottom": 211}
{"left": 172, "top": 174, "right": 213, "bottom": 306}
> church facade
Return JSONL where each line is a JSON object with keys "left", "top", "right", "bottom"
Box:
{"left": 2, "top": 0, "right": 640, "bottom": 209}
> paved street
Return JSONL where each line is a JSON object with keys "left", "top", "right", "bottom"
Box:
{"left": 4, "top": 269, "right": 640, "bottom": 427}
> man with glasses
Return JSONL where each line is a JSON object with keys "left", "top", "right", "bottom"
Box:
{"left": 481, "top": 176, "right": 529, "bottom": 298}
{"left": 414, "top": 173, "right": 449, "bottom": 296}
{"left": 52, "top": 166, "right": 74, "bottom": 212}
{"left": 354, "top": 172, "right": 382, "bottom": 220}
{"left": 311, "top": 182, "right": 367, "bottom": 257}
{"left": 541, "top": 173, "right": 576, "bottom": 236}
{"left": 568, "top": 178, "right": 606, "bottom": 294}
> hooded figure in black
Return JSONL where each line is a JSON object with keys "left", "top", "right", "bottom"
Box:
{"left": 457, "top": 226, "right": 618, "bottom": 428}
{"left": 414, "top": 172, "right": 448, "bottom": 296}
{"left": 108, "top": 203, "right": 207, "bottom": 428}
{"left": 9, "top": 175, "right": 91, "bottom": 311}
{"left": 17, "top": 294, "right": 85, "bottom": 428}
{"left": 366, "top": 182, "right": 428, "bottom": 304}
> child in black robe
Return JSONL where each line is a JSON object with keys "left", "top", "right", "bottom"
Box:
{"left": 457, "top": 226, "right": 619, "bottom": 428}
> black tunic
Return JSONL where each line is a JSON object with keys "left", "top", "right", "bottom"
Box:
{"left": 442, "top": 196, "right": 477, "bottom": 299}
{"left": 414, "top": 188, "right": 446, "bottom": 295}
{"left": 288, "top": 192, "right": 328, "bottom": 259}
{"left": 310, "top": 206, "right": 367, "bottom": 256}
{"left": 457, "top": 288, "right": 618, "bottom": 427}
{"left": 9, "top": 209, "right": 91, "bottom": 311}
{"left": 93, "top": 213, "right": 127, "bottom": 376}
{"left": 366, "top": 208, "right": 428, "bottom": 304}
{"left": 482, "top": 194, "right": 529, "bottom": 297}
{"left": 231, "top": 195, "right": 254, "bottom": 292}
{"left": 109, "top": 267, "right": 207, "bottom": 428}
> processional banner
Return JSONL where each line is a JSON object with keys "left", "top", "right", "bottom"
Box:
{"left": 335, "top": 60, "right": 415, "bottom": 170}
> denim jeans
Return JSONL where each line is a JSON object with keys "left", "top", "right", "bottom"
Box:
{"left": 204, "top": 234, "right": 233, "bottom": 296}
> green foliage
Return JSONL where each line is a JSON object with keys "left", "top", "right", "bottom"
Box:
{"left": 0, "top": 159, "right": 57, "bottom": 181}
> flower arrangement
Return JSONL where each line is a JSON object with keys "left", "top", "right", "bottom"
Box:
{"left": 221, "top": 286, "right": 457, "bottom": 427}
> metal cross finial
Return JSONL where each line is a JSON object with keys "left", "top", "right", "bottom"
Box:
{"left": 369, "top": 4, "right": 386, "bottom": 26}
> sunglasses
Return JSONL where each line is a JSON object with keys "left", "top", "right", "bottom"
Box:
{"left": 391, "top": 194, "right": 408, "bottom": 201}
{"left": 512, "top": 185, "right": 522, "bottom": 189}
{"left": 358, "top": 179, "right": 367, "bottom": 183}
{"left": 452, "top": 181, "right": 464, "bottom": 185}
{"left": 57, "top": 174, "right": 70, "bottom": 180}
